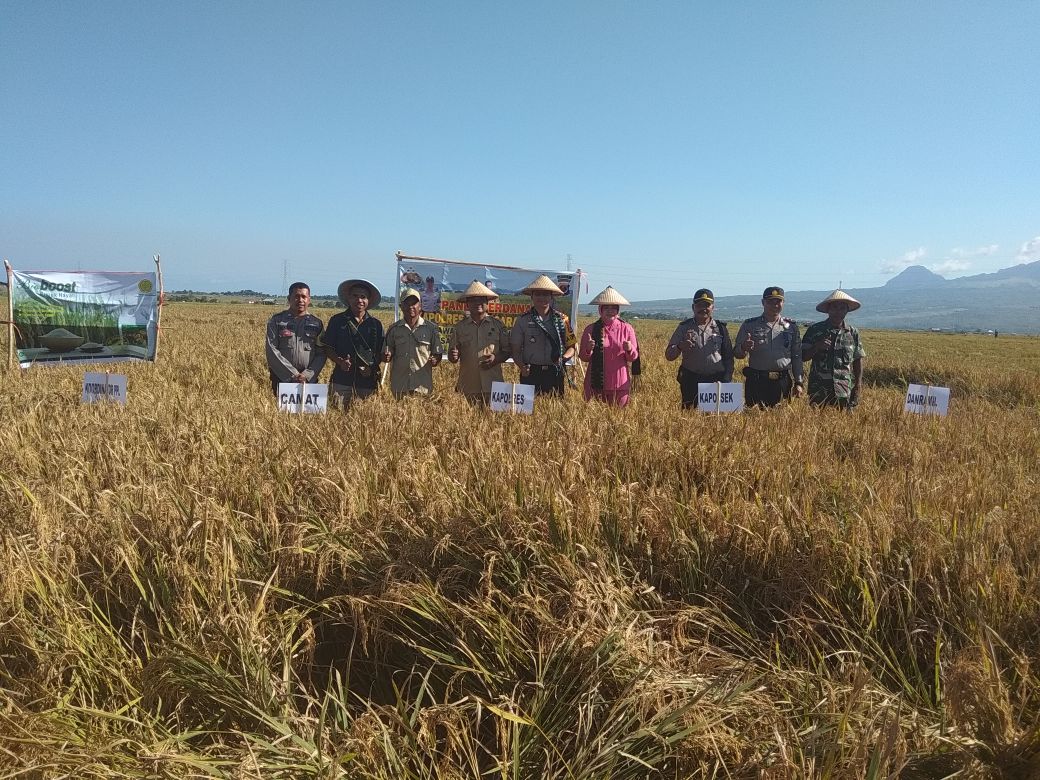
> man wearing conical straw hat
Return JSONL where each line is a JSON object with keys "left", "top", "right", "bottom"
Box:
{"left": 318, "top": 278, "right": 385, "bottom": 409}
{"left": 509, "top": 274, "right": 577, "bottom": 397}
{"left": 448, "top": 280, "right": 511, "bottom": 405}
{"left": 801, "top": 289, "right": 866, "bottom": 410}
{"left": 382, "top": 287, "right": 443, "bottom": 399}
{"left": 577, "top": 286, "right": 639, "bottom": 407}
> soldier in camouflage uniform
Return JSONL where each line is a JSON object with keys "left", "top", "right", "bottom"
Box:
{"left": 801, "top": 289, "right": 865, "bottom": 409}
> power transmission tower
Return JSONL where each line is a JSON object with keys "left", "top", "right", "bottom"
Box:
{"left": 566, "top": 254, "right": 573, "bottom": 271}
{"left": 281, "top": 259, "right": 288, "bottom": 293}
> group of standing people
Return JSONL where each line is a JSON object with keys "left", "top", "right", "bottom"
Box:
{"left": 665, "top": 285, "right": 865, "bottom": 409}
{"left": 265, "top": 275, "right": 864, "bottom": 411}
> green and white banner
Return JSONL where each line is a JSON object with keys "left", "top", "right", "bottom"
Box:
{"left": 11, "top": 269, "right": 159, "bottom": 368}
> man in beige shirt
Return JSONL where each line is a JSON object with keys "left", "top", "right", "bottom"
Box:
{"left": 448, "top": 280, "right": 511, "bottom": 405}
{"left": 383, "top": 288, "right": 442, "bottom": 399}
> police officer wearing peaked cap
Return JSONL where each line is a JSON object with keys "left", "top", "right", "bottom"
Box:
{"left": 665, "top": 288, "right": 734, "bottom": 409}
{"left": 733, "top": 286, "right": 804, "bottom": 408}
{"left": 265, "top": 281, "right": 326, "bottom": 396}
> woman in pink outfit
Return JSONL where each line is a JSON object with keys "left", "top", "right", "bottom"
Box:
{"left": 578, "top": 286, "right": 639, "bottom": 407}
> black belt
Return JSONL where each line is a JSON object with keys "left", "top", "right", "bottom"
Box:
{"left": 744, "top": 367, "right": 789, "bottom": 381}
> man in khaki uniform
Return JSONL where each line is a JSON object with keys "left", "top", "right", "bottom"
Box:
{"left": 448, "top": 280, "right": 510, "bottom": 405}
{"left": 383, "top": 287, "right": 443, "bottom": 399}
{"left": 733, "top": 286, "right": 804, "bottom": 408}
{"left": 509, "top": 275, "right": 577, "bottom": 397}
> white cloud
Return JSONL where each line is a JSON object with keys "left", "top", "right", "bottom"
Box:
{"left": 880, "top": 246, "right": 927, "bottom": 274}
{"left": 929, "top": 259, "right": 972, "bottom": 275}
{"left": 1016, "top": 236, "right": 1040, "bottom": 263}
{"left": 950, "top": 244, "right": 998, "bottom": 259}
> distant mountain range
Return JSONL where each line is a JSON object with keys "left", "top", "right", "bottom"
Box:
{"left": 605, "top": 260, "right": 1040, "bottom": 333}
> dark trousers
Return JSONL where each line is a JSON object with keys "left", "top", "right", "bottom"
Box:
{"left": 678, "top": 368, "right": 726, "bottom": 409}
{"left": 527, "top": 364, "right": 565, "bottom": 396}
{"left": 743, "top": 368, "right": 792, "bottom": 408}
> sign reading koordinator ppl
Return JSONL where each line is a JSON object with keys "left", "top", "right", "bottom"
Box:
{"left": 904, "top": 383, "right": 950, "bottom": 416}
{"left": 82, "top": 372, "right": 127, "bottom": 405}
{"left": 696, "top": 382, "right": 744, "bottom": 413}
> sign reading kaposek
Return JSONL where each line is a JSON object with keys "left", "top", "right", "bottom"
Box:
{"left": 696, "top": 382, "right": 744, "bottom": 413}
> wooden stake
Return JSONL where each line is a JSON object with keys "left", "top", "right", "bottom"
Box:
{"left": 4, "top": 259, "right": 13, "bottom": 369}
{"left": 153, "top": 254, "right": 165, "bottom": 362}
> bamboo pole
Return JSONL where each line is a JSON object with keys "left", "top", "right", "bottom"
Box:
{"left": 153, "top": 254, "right": 165, "bottom": 362}
{"left": 4, "top": 259, "right": 13, "bottom": 369}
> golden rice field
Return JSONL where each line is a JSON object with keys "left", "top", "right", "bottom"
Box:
{"left": 2, "top": 302, "right": 1039, "bottom": 778}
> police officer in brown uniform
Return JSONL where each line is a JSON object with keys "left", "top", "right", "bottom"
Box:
{"left": 664, "top": 288, "right": 734, "bottom": 409}
{"left": 733, "top": 286, "right": 804, "bottom": 408}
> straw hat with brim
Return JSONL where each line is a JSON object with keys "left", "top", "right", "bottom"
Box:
{"left": 399, "top": 287, "right": 421, "bottom": 304}
{"left": 338, "top": 278, "right": 381, "bottom": 307}
{"left": 589, "top": 286, "right": 630, "bottom": 306}
{"left": 816, "top": 289, "right": 861, "bottom": 313}
{"left": 458, "top": 280, "right": 499, "bottom": 302}
{"left": 522, "top": 275, "right": 564, "bottom": 296}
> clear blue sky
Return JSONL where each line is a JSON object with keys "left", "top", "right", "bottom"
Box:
{"left": 2, "top": 1, "right": 1038, "bottom": 300}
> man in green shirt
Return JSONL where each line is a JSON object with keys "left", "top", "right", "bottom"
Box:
{"left": 801, "top": 289, "right": 866, "bottom": 410}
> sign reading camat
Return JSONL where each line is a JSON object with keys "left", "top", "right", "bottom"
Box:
{"left": 277, "top": 383, "right": 328, "bottom": 414}
{"left": 904, "top": 383, "right": 950, "bottom": 417}
{"left": 696, "top": 382, "right": 744, "bottom": 413}
{"left": 81, "top": 372, "right": 127, "bottom": 405}
{"left": 490, "top": 381, "right": 535, "bottom": 415}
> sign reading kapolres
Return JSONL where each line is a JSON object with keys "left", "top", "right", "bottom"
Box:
{"left": 9, "top": 269, "right": 160, "bottom": 368}
{"left": 394, "top": 252, "right": 583, "bottom": 348}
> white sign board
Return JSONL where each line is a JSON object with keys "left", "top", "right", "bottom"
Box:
{"left": 490, "top": 381, "right": 535, "bottom": 415}
{"left": 696, "top": 382, "right": 744, "bottom": 413}
{"left": 904, "top": 383, "right": 950, "bottom": 417}
{"left": 82, "top": 372, "right": 128, "bottom": 405}
{"left": 278, "top": 383, "right": 328, "bottom": 414}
